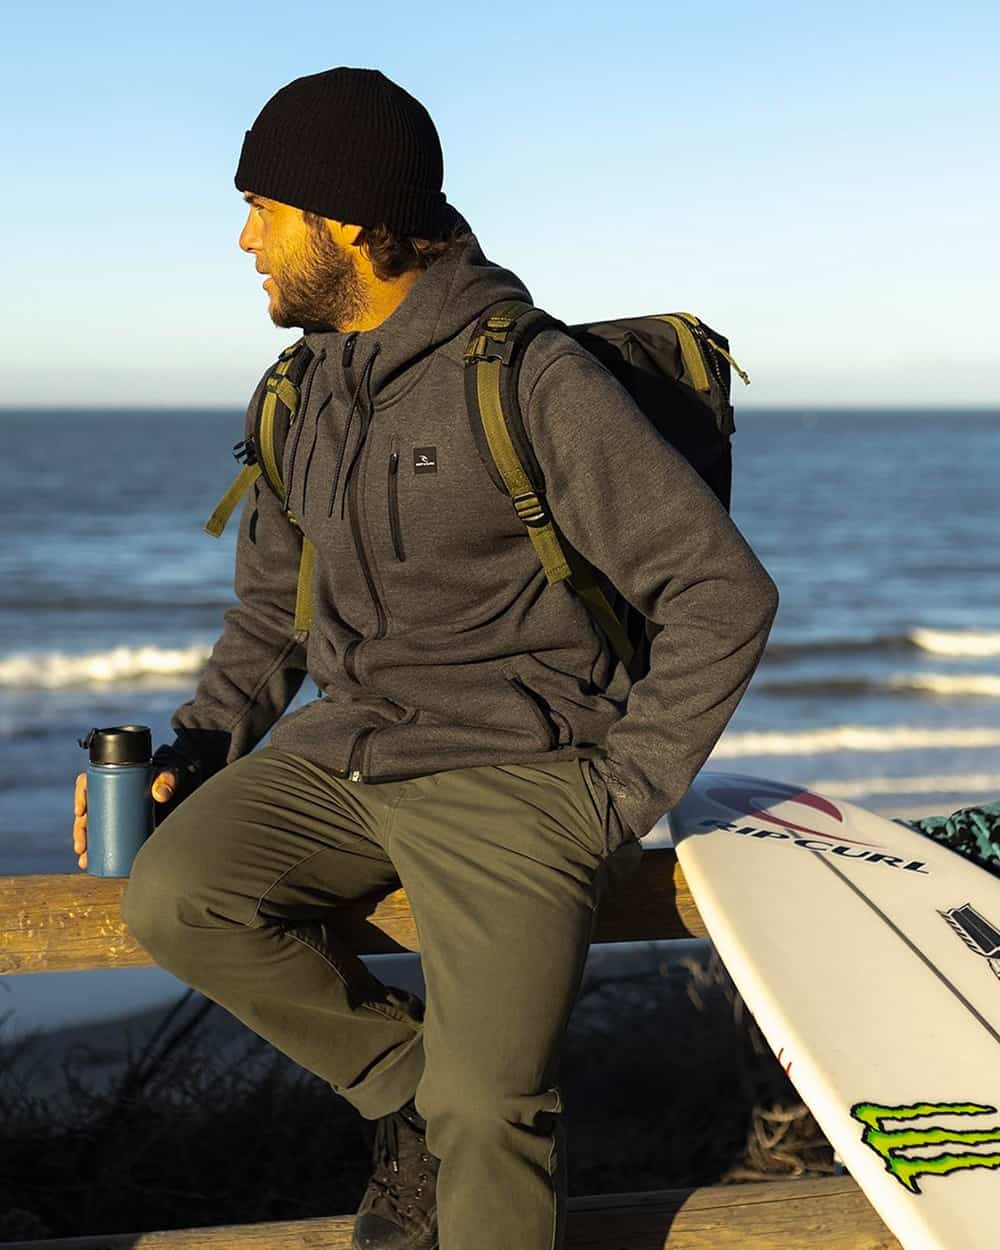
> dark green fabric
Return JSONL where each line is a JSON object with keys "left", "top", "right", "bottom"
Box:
{"left": 905, "top": 801, "right": 1000, "bottom": 878}
{"left": 122, "top": 746, "right": 641, "bottom": 1250}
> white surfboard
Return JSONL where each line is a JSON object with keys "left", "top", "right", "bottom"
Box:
{"left": 669, "top": 771, "right": 1000, "bottom": 1250}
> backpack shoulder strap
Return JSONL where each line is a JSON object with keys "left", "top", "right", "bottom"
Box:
{"left": 463, "top": 301, "right": 570, "bottom": 582}
{"left": 463, "top": 301, "right": 635, "bottom": 667}
{"left": 204, "top": 338, "right": 316, "bottom": 636}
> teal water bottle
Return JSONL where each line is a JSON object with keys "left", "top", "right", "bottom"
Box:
{"left": 79, "top": 725, "right": 155, "bottom": 877}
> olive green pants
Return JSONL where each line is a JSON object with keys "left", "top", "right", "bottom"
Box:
{"left": 121, "top": 746, "right": 642, "bottom": 1250}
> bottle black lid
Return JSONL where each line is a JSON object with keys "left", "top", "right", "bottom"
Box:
{"left": 79, "top": 725, "right": 152, "bottom": 765}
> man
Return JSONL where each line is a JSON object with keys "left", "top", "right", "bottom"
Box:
{"left": 75, "top": 68, "right": 778, "bottom": 1250}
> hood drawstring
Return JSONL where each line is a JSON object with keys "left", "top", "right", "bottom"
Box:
{"left": 328, "top": 342, "right": 380, "bottom": 518}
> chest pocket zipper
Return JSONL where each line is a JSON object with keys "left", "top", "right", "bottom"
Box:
{"left": 388, "top": 450, "right": 406, "bottom": 562}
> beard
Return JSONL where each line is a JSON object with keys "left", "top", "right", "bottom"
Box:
{"left": 268, "top": 222, "right": 370, "bottom": 332}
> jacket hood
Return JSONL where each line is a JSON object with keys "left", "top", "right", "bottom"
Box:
{"left": 302, "top": 223, "right": 531, "bottom": 402}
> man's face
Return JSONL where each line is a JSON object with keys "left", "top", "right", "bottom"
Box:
{"left": 238, "top": 193, "right": 369, "bottom": 332}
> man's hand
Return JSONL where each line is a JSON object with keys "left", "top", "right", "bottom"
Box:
{"left": 72, "top": 769, "right": 178, "bottom": 871}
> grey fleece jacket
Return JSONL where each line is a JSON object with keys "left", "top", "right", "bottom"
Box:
{"left": 168, "top": 230, "right": 778, "bottom": 839}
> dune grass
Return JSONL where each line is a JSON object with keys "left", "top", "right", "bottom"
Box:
{"left": 0, "top": 948, "right": 833, "bottom": 1241}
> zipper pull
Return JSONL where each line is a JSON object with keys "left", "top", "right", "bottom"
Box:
{"left": 342, "top": 332, "right": 359, "bottom": 368}
{"left": 711, "top": 342, "right": 751, "bottom": 386}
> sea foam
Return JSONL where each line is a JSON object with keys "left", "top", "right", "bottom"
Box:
{"left": 765, "top": 628, "right": 1000, "bottom": 660}
{"left": 807, "top": 771, "right": 1000, "bottom": 800}
{"left": 714, "top": 725, "right": 1000, "bottom": 757}
{"left": 889, "top": 674, "right": 1000, "bottom": 698}
{"left": 0, "top": 644, "right": 211, "bottom": 689}
{"left": 910, "top": 629, "right": 1000, "bottom": 657}
{"left": 761, "top": 674, "right": 1000, "bottom": 699}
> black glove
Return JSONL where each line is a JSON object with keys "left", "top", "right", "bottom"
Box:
{"left": 150, "top": 727, "right": 231, "bottom": 822}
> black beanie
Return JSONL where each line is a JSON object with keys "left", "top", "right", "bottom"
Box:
{"left": 235, "top": 67, "right": 449, "bottom": 238}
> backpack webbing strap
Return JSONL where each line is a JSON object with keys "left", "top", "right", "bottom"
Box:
{"left": 464, "top": 302, "right": 635, "bottom": 668}
{"left": 258, "top": 346, "right": 304, "bottom": 500}
{"left": 565, "top": 553, "right": 635, "bottom": 667}
{"left": 657, "top": 315, "right": 711, "bottom": 393}
{"left": 204, "top": 463, "right": 261, "bottom": 537}
{"left": 204, "top": 460, "right": 312, "bottom": 631}
{"left": 466, "top": 301, "right": 571, "bottom": 585}
{"left": 294, "top": 534, "right": 315, "bottom": 634}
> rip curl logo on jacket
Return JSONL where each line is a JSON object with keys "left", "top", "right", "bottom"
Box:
{"left": 851, "top": 1101, "right": 1000, "bottom": 1193}
{"left": 941, "top": 904, "right": 1000, "bottom": 980}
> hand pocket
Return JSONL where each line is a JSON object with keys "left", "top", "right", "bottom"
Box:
{"left": 579, "top": 758, "right": 633, "bottom": 856}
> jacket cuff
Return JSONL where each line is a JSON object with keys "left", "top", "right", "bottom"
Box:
{"left": 155, "top": 727, "right": 233, "bottom": 788}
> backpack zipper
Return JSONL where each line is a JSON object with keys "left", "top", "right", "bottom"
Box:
{"left": 676, "top": 313, "right": 750, "bottom": 388}
{"left": 387, "top": 450, "right": 406, "bottom": 561}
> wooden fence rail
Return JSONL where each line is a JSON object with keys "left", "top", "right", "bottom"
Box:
{"left": 0, "top": 1179, "right": 900, "bottom": 1249}
{"left": 0, "top": 852, "right": 902, "bottom": 1248}
{"left": 0, "top": 845, "right": 704, "bottom": 975}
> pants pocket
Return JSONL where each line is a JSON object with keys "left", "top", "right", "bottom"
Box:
{"left": 578, "top": 758, "right": 633, "bottom": 856}
{"left": 578, "top": 758, "right": 614, "bottom": 855}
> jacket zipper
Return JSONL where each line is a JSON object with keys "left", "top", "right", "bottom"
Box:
{"left": 387, "top": 450, "right": 406, "bottom": 561}
{"left": 347, "top": 422, "right": 386, "bottom": 640}
{"left": 345, "top": 726, "right": 374, "bottom": 781}
{"left": 339, "top": 350, "right": 386, "bottom": 724}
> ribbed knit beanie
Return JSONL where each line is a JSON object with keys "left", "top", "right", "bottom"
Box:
{"left": 235, "top": 67, "right": 449, "bottom": 238}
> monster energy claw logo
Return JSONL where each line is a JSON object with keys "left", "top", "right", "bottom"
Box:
{"left": 851, "top": 1101, "right": 1000, "bottom": 1193}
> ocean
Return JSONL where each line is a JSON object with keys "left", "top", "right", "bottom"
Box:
{"left": 1, "top": 406, "right": 999, "bottom": 1039}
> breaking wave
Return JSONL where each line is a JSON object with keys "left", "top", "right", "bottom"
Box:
{"left": 807, "top": 772, "right": 1000, "bottom": 801}
{"left": 714, "top": 725, "right": 1000, "bottom": 757}
{"left": 0, "top": 645, "right": 211, "bottom": 690}
{"left": 909, "top": 629, "right": 1000, "bottom": 658}
{"left": 765, "top": 628, "right": 1000, "bottom": 661}
{"left": 760, "top": 674, "right": 1000, "bottom": 699}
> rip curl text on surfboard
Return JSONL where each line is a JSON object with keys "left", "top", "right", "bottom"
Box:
{"left": 703, "top": 820, "right": 931, "bottom": 873}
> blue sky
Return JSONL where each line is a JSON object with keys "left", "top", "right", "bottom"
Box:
{"left": 3, "top": 0, "right": 997, "bottom": 406}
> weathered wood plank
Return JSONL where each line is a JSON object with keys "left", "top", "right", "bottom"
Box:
{"left": 0, "top": 848, "right": 705, "bottom": 975}
{"left": 0, "top": 1178, "right": 902, "bottom": 1248}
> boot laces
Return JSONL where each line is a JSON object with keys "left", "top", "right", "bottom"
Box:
{"left": 368, "top": 1109, "right": 433, "bottom": 1221}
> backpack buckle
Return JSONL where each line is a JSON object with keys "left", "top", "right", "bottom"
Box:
{"left": 463, "top": 331, "right": 516, "bottom": 366}
{"left": 512, "top": 489, "right": 549, "bottom": 527}
{"left": 232, "top": 437, "right": 257, "bottom": 465}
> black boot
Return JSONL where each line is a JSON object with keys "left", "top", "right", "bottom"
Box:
{"left": 352, "top": 1098, "right": 439, "bottom": 1250}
